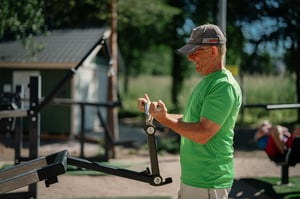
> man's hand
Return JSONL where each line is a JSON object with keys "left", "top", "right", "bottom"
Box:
{"left": 137, "top": 94, "right": 168, "bottom": 121}
{"left": 137, "top": 94, "right": 151, "bottom": 113}
{"left": 149, "top": 100, "right": 167, "bottom": 121}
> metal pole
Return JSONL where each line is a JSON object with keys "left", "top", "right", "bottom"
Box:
{"left": 218, "top": 0, "right": 227, "bottom": 33}
{"left": 80, "top": 104, "right": 85, "bottom": 158}
{"left": 281, "top": 165, "right": 289, "bottom": 184}
{"left": 14, "top": 85, "right": 23, "bottom": 165}
{"left": 218, "top": 0, "right": 227, "bottom": 65}
{"left": 28, "top": 76, "right": 41, "bottom": 199}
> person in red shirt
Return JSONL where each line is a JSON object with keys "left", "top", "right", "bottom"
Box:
{"left": 255, "top": 120, "right": 300, "bottom": 163}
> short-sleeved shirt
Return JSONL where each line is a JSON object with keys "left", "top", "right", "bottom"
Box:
{"left": 180, "top": 69, "right": 242, "bottom": 189}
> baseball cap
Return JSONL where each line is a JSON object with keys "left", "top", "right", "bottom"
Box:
{"left": 177, "top": 24, "right": 226, "bottom": 55}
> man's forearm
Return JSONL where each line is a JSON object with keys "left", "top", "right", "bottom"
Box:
{"left": 156, "top": 114, "right": 220, "bottom": 145}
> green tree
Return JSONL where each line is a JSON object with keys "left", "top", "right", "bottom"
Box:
{"left": 44, "top": 0, "right": 110, "bottom": 29}
{"left": 231, "top": 0, "right": 300, "bottom": 121}
{"left": 0, "top": 0, "right": 46, "bottom": 41}
{"left": 117, "top": 0, "right": 181, "bottom": 95}
{"left": 163, "top": 0, "right": 187, "bottom": 110}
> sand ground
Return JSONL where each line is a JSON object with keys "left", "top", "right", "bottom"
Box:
{"left": 1, "top": 125, "right": 300, "bottom": 199}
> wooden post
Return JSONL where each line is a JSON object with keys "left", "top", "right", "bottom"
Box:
{"left": 107, "top": 0, "right": 119, "bottom": 158}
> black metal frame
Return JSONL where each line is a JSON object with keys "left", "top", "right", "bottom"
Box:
{"left": 51, "top": 98, "right": 129, "bottom": 161}
{"left": 67, "top": 113, "right": 173, "bottom": 187}
{"left": 280, "top": 137, "right": 300, "bottom": 184}
{"left": 264, "top": 104, "right": 300, "bottom": 185}
{"left": 243, "top": 103, "right": 300, "bottom": 185}
{"left": 0, "top": 150, "right": 68, "bottom": 195}
{"left": 0, "top": 145, "right": 172, "bottom": 196}
{"left": 0, "top": 93, "right": 172, "bottom": 197}
{"left": 0, "top": 76, "right": 41, "bottom": 198}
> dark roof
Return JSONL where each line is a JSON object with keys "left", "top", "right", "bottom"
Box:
{"left": 0, "top": 28, "right": 109, "bottom": 68}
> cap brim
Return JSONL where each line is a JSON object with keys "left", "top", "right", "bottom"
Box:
{"left": 177, "top": 43, "right": 200, "bottom": 55}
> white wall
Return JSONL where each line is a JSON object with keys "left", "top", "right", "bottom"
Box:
{"left": 73, "top": 59, "right": 108, "bottom": 135}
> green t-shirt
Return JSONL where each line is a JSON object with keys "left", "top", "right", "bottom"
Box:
{"left": 180, "top": 69, "right": 242, "bottom": 189}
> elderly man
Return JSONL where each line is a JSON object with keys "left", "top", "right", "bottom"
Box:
{"left": 138, "top": 24, "right": 242, "bottom": 199}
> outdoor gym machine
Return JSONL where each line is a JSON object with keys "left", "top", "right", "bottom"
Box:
{"left": 0, "top": 102, "right": 172, "bottom": 194}
{"left": 243, "top": 103, "right": 300, "bottom": 184}
{"left": 265, "top": 104, "right": 300, "bottom": 185}
{"left": 0, "top": 30, "right": 171, "bottom": 199}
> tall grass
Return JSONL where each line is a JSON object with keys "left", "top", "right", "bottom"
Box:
{"left": 119, "top": 75, "right": 173, "bottom": 115}
{"left": 239, "top": 74, "right": 297, "bottom": 126}
{"left": 119, "top": 73, "right": 297, "bottom": 127}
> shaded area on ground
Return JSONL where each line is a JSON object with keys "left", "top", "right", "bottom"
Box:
{"left": 230, "top": 177, "right": 300, "bottom": 199}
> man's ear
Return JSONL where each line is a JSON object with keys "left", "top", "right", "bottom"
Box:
{"left": 211, "top": 46, "right": 218, "bottom": 57}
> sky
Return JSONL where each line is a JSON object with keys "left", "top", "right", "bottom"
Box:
{"left": 241, "top": 17, "right": 290, "bottom": 58}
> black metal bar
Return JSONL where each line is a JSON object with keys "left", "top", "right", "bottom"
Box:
{"left": 14, "top": 85, "right": 23, "bottom": 165}
{"left": 28, "top": 76, "right": 41, "bottom": 198}
{"left": 142, "top": 104, "right": 172, "bottom": 185}
{"left": 242, "top": 104, "right": 267, "bottom": 109}
{"left": 147, "top": 134, "right": 160, "bottom": 176}
{"left": 97, "top": 109, "right": 113, "bottom": 161}
{"left": 80, "top": 104, "right": 85, "bottom": 158}
{"left": 67, "top": 156, "right": 153, "bottom": 184}
{"left": 14, "top": 117, "right": 22, "bottom": 165}
{"left": 281, "top": 165, "right": 289, "bottom": 184}
{"left": 288, "top": 137, "right": 300, "bottom": 166}
{"left": 52, "top": 98, "right": 121, "bottom": 108}
{"left": 28, "top": 76, "right": 41, "bottom": 160}
{"left": 38, "top": 150, "right": 68, "bottom": 187}
{"left": 34, "top": 36, "right": 106, "bottom": 113}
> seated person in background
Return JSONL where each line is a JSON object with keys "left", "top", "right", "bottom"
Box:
{"left": 255, "top": 120, "right": 300, "bottom": 164}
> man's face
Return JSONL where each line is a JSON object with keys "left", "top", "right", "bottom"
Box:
{"left": 188, "top": 46, "right": 212, "bottom": 75}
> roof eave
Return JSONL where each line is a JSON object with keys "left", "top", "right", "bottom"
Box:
{"left": 0, "top": 62, "right": 77, "bottom": 69}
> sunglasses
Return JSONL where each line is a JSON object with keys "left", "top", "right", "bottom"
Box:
{"left": 189, "top": 46, "right": 211, "bottom": 56}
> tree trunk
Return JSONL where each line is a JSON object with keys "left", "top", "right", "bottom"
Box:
{"left": 171, "top": 52, "right": 183, "bottom": 110}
